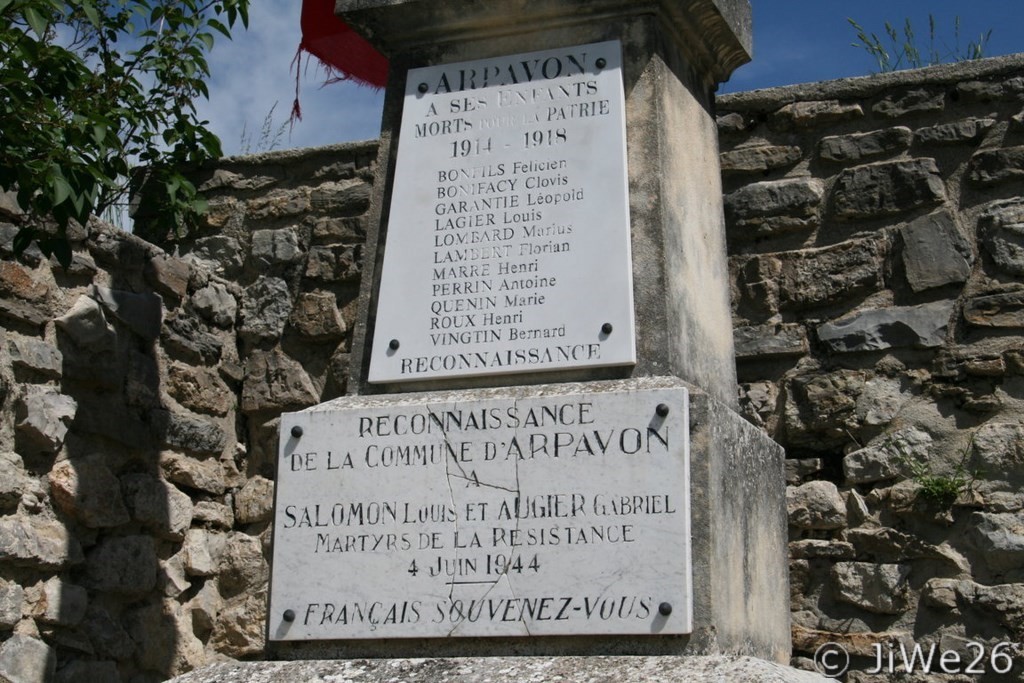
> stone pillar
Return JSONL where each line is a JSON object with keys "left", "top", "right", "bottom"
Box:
{"left": 266, "top": 0, "right": 791, "bottom": 668}
{"left": 345, "top": 0, "right": 751, "bottom": 406}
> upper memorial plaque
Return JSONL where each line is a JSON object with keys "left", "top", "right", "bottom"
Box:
{"left": 369, "top": 41, "right": 635, "bottom": 384}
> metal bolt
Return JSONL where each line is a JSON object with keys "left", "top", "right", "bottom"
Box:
{"left": 283, "top": 609, "right": 296, "bottom": 622}
{"left": 291, "top": 425, "right": 303, "bottom": 438}
{"left": 418, "top": 83, "right": 429, "bottom": 93}
{"left": 659, "top": 602, "right": 672, "bottom": 616}
{"left": 596, "top": 57, "right": 607, "bottom": 69}
{"left": 656, "top": 403, "right": 670, "bottom": 417}
{"left": 389, "top": 339, "right": 401, "bottom": 350}
{"left": 601, "top": 323, "right": 613, "bottom": 335}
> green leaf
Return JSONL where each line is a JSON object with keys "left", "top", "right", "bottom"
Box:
{"left": 50, "top": 238, "right": 73, "bottom": 270}
{"left": 12, "top": 228, "right": 36, "bottom": 256}
{"left": 23, "top": 6, "right": 49, "bottom": 38}
{"left": 52, "top": 176, "right": 73, "bottom": 206}
{"left": 81, "top": 2, "right": 101, "bottom": 28}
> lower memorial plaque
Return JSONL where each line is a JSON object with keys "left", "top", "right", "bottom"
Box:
{"left": 268, "top": 382, "right": 692, "bottom": 640}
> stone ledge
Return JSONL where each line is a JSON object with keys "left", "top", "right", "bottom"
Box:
{"left": 169, "top": 655, "right": 828, "bottom": 683}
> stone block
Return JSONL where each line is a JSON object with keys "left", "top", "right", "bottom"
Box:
{"left": 719, "top": 144, "right": 801, "bottom": 174}
{"left": 168, "top": 363, "right": 233, "bottom": 416}
{"left": 789, "top": 540, "right": 854, "bottom": 560}
{"left": 831, "top": 562, "right": 910, "bottom": 614}
{"left": 305, "top": 244, "right": 361, "bottom": 282}
{"left": 817, "top": 301, "right": 954, "bottom": 353}
{"left": 160, "top": 553, "right": 192, "bottom": 598}
{"left": 252, "top": 228, "right": 303, "bottom": 267}
{"left": 0, "top": 262, "right": 49, "bottom": 302}
{"left": 160, "top": 451, "right": 227, "bottom": 495}
{"left": 831, "top": 158, "right": 946, "bottom": 219}
{"left": 843, "top": 427, "right": 931, "bottom": 484}
{"left": 311, "top": 216, "right": 365, "bottom": 244}
{"left": 191, "top": 234, "right": 244, "bottom": 276}
{"left": 854, "top": 377, "right": 905, "bottom": 427}
{"left": 309, "top": 179, "right": 371, "bottom": 216}
{"left": 0, "top": 299, "right": 49, "bottom": 328}
{"left": 193, "top": 501, "right": 234, "bottom": 529}
{"left": 0, "top": 517, "right": 81, "bottom": 569}
{"left": 58, "top": 249, "right": 98, "bottom": 277}
{"left": 55, "top": 295, "right": 115, "bottom": 351}
{"left": 234, "top": 475, "right": 275, "bottom": 525}
{"left": 84, "top": 535, "right": 158, "bottom": 596}
{"left": 36, "top": 577, "right": 88, "bottom": 626}
{"left": 724, "top": 178, "right": 823, "bottom": 239}
{"left": 716, "top": 112, "right": 747, "bottom": 134}
{"left": 239, "top": 276, "right": 293, "bottom": 343}
{"left": 787, "top": 481, "right": 846, "bottom": 530}
{"left": 145, "top": 253, "right": 190, "bottom": 300}
{"left": 191, "top": 282, "right": 237, "bottom": 328}
{"left": 122, "top": 473, "right": 194, "bottom": 540}
{"left": 731, "top": 254, "right": 781, "bottom": 319}
{"left": 0, "top": 453, "right": 26, "bottom": 513}
{"left": 966, "top": 512, "right": 1024, "bottom": 572}
{"left": 218, "top": 532, "right": 268, "bottom": 598}
{"left": 914, "top": 117, "right": 994, "bottom": 144}
{"left": 182, "top": 529, "right": 220, "bottom": 577}
{"left": 247, "top": 188, "right": 310, "bottom": 220}
{"left": 971, "top": 422, "right": 1024, "bottom": 477}
{"left": 964, "top": 288, "right": 1024, "bottom": 327}
{"left": 784, "top": 458, "right": 823, "bottom": 485}
{"left": 49, "top": 456, "right": 131, "bottom": 528}
{"left": 125, "top": 347, "right": 161, "bottom": 408}
{"left": 91, "top": 285, "right": 162, "bottom": 342}
{"left": 55, "top": 661, "right": 120, "bottom": 683}
{"left": 210, "top": 588, "right": 267, "bottom": 658}
{"left": 784, "top": 370, "right": 865, "bottom": 451}
{"left": 978, "top": 198, "right": 1024, "bottom": 276}
{"left": 871, "top": 88, "right": 945, "bottom": 117}
{"left": 818, "top": 126, "right": 911, "bottom": 162}
{"left": 7, "top": 336, "right": 62, "bottom": 380}
{"left": 126, "top": 599, "right": 206, "bottom": 676}
{"left": 772, "top": 100, "right": 863, "bottom": 129}
{"left": 0, "top": 634, "right": 56, "bottom": 683}
{"left": 899, "top": 210, "right": 973, "bottom": 292}
{"left": 187, "top": 580, "right": 222, "bottom": 634}
{"left": 82, "top": 604, "right": 135, "bottom": 661}
{"left": 153, "top": 409, "right": 228, "bottom": 456}
{"left": 72, "top": 397, "right": 150, "bottom": 451}
{"left": 288, "top": 291, "right": 347, "bottom": 341}
{"left": 241, "top": 348, "right": 319, "bottom": 413}
{"left": 162, "top": 314, "right": 223, "bottom": 363}
{"left": 956, "top": 78, "right": 1024, "bottom": 102}
{"left": 15, "top": 387, "right": 76, "bottom": 453}
{"left": 969, "top": 146, "right": 1024, "bottom": 185}
{"left": 0, "top": 579, "right": 23, "bottom": 629}
{"left": 778, "top": 239, "right": 883, "bottom": 309}
{"left": 734, "top": 323, "right": 808, "bottom": 359}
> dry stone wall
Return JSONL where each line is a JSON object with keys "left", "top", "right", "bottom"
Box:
{"left": 718, "top": 55, "right": 1024, "bottom": 680}
{"left": 2, "top": 52, "right": 1024, "bottom": 683}
{"left": 0, "top": 142, "right": 375, "bottom": 681}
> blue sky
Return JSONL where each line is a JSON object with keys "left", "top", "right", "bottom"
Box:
{"left": 197, "top": 2, "right": 1024, "bottom": 155}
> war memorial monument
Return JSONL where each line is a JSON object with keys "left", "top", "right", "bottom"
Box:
{"left": 265, "top": 0, "right": 793, "bottom": 678}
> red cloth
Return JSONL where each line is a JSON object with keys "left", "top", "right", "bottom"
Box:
{"left": 293, "top": 0, "right": 389, "bottom": 119}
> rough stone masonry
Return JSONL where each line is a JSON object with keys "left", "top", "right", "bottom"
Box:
{"left": 0, "top": 51, "right": 1021, "bottom": 682}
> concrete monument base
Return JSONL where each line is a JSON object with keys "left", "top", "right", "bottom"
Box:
{"left": 267, "top": 378, "right": 789, "bottom": 662}
{"left": 169, "top": 655, "right": 828, "bottom": 683}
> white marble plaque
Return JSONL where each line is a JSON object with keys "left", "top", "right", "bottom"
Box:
{"left": 368, "top": 41, "right": 635, "bottom": 383}
{"left": 268, "top": 385, "right": 691, "bottom": 640}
